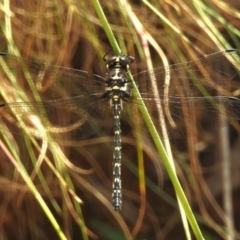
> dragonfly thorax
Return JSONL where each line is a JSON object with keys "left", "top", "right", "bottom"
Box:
{"left": 104, "top": 64, "right": 132, "bottom": 102}
{"left": 103, "top": 54, "right": 134, "bottom": 102}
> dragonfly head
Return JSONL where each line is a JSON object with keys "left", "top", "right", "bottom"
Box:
{"left": 105, "top": 55, "right": 134, "bottom": 71}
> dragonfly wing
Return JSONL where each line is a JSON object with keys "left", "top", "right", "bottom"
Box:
{"left": 127, "top": 50, "right": 240, "bottom": 138}
{"left": 0, "top": 53, "right": 111, "bottom": 142}
{"left": 0, "top": 53, "right": 106, "bottom": 102}
{"left": 0, "top": 96, "right": 111, "bottom": 142}
{"left": 133, "top": 49, "right": 240, "bottom": 97}
{"left": 124, "top": 96, "right": 240, "bottom": 139}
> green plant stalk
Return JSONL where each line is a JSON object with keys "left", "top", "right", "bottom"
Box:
{"left": 24, "top": 138, "right": 62, "bottom": 214}
{"left": 1, "top": 135, "right": 67, "bottom": 240}
{"left": 1, "top": 1, "right": 67, "bottom": 238}
{"left": 194, "top": 1, "right": 229, "bottom": 49}
{"left": 91, "top": 0, "right": 121, "bottom": 55}
{"left": 53, "top": 151, "right": 89, "bottom": 240}
{"left": 91, "top": 0, "right": 204, "bottom": 239}
{"left": 130, "top": 78, "right": 204, "bottom": 240}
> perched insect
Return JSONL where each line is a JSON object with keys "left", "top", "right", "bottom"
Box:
{"left": 0, "top": 49, "right": 239, "bottom": 210}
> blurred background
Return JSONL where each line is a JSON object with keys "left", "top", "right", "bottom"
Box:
{"left": 0, "top": 0, "right": 240, "bottom": 239}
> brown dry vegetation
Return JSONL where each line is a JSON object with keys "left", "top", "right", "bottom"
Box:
{"left": 0, "top": 1, "right": 240, "bottom": 239}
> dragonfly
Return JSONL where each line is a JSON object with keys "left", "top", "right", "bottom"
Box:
{"left": 0, "top": 49, "right": 240, "bottom": 211}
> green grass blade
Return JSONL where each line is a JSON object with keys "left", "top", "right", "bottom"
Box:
{"left": 91, "top": 0, "right": 205, "bottom": 239}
